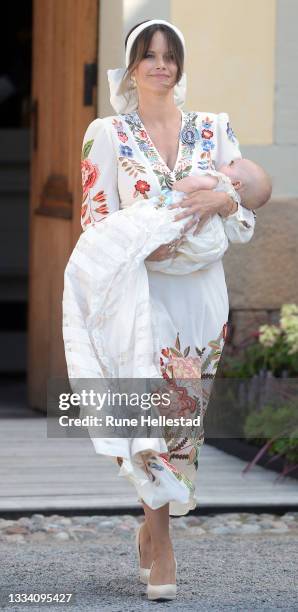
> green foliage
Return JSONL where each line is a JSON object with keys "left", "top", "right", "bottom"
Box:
{"left": 218, "top": 305, "right": 298, "bottom": 473}
{"left": 244, "top": 402, "right": 298, "bottom": 465}
{"left": 221, "top": 304, "right": 298, "bottom": 378}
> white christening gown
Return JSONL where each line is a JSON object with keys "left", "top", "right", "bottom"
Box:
{"left": 63, "top": 109, "right": 255, "bottom": 515}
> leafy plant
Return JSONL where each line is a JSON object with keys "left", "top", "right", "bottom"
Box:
{"left": 221, "top": 304, "right": 298, "bottom": 378}
{"left": 242, "top": 402, "right": 298, "bottom": 479}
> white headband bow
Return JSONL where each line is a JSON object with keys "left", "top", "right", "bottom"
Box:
{"left": 107, "top": 19, "right": 187, "bottom": 114}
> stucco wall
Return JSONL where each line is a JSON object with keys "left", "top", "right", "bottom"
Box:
{"left": 172, "top": 0, "right": 275, "bottom": 146}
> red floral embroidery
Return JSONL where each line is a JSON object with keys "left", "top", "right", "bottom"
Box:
{"left": 134, "top": 179, "right": 151, "bottom": 198}
{"left": 170, "top": 382, "right": 198, "bottom": 416}
{"left": 152, "top": 379, "right": 198, "bottom": 418}
{"left": 118, "top": 131, "right": 128, "bottom": 143}
{"left": 166, "top": 356, "right": 201, "bottom": 379}
{"left": 94, "top": 204, "right": 109, "bottom": 215}
{"left": 92, "top": 190, "right": 106, "bottom": 203}
{"left": 135, "top": 180, "right": 150, "bottom": 194}
{"left": 201, "top": 128, "right": 213, "bottom": 140}
{"left": 81, "top": 159, "right": 99, "bottom": 198}
{"left": 92, "top": 190, "right": 109, "bottom": 215}
{"left": 83, "top": 215, "right": 91, "bottom": 227}
{"left": 80, "top": 160, "right": 110, "bottom": 229}
{"left": 81, "top": 203, "right": 88, "bottom": 218}
{"left": 159, "top": 454, "right": 179, "bottom": 473}
{"left": 112, "top": 118, "right": 129, "bottom": 144}
{"left": 81, "top": 203, "right": 92, "bottom": 229}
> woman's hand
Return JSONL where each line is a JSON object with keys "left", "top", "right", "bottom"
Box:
{"left": 145, "top": 236, "right": 184, "bottom": 261}
{"left": 145, "top": 190, "right": 234, "bottom": 261}
{"left": 168, "top": 189, "right": 234, "bottom": 235}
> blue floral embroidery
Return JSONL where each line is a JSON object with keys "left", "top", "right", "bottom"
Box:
{"left": 198, "top": 160, "right": 211, "bottom": 171}
{"left": 149, "top": 462, "right": 164, "bottom": 471}
{"left": 121, "top": 111, "right": 213, "bottom": 190}
{"left": 138, "top": 141, "right": 150, "bottom": 153}
{"left": 202, "top": 139, "right": 215, "bottom": 152}
{"left": 226, "top": 122, "right": 238, "bottom": 144}
{"left": 181, "top": 124, "right": 200, "bottom": 149}
{"left": 119, "top": 145, "right": 133, "bottom": 157}
{"left": 196, "top": 115, "right": 216, "bottom": 170}
{"left": 202, "top": 118, "right": 213, "bottom": 129}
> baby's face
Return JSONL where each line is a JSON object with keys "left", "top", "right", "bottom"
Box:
{"left": 219, "top": 158, "right": 244, "bottom": 184}
{"left": 219, "top": 158, "right": 272, "bottom": 207}
{"left": 218, "top": 158, "right": 258, "bottom": 196}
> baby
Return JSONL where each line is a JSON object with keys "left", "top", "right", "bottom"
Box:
{"left": 145, "top": 158, "right": 272, "bottom": 275}
{"left": 173, "top": 157, "right": 272, "bottom": 214}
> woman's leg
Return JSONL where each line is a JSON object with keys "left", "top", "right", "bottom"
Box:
{"left": 142, "top": 501, "right": 176, "bottom": 584}
{"left": 138, "top": 510, "right": 152, "bottom": 569}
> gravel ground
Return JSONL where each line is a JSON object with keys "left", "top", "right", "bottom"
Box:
{"left": 0, "top": 513, "right": 297, "bottom": 611}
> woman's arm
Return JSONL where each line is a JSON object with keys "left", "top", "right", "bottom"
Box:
{"left": 172, "top": 174, "right": 218, "bottom": 193}
{"left": 80, "top": 118, "right": 120, "bottom": 231}
{"left": 168, "top": 113, "right": 258, "bottom": 241}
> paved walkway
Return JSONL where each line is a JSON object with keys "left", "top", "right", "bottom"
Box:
{"left": 0, "top": 418, "right": 297, "bottom": 513}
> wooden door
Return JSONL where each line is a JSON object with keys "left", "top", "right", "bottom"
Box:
{"left": 28, "top": 0, "right": 99, "bottom": 410}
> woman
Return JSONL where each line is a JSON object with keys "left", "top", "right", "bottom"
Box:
{"left": 63, "top": 19, "right": 270, "bottom": 600}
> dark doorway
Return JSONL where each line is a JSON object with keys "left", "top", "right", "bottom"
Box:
{"left": 0, "top": 2, "right": 32, "bottom": 412}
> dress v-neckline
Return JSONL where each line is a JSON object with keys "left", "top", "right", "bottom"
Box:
{"left": 132, "top": 108, "right": 185, "bottom": 175}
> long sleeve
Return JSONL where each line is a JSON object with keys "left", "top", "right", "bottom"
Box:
{"left": 216, "top": 112, "right": 242, "bottom": 168}
{"left": 62, "top": 117, "right": 121, "bottom": 382}
{"left": 80, "top": 118, "right": 120, "bottom": 232}
{"left": 216, "top": 112, "right": 256, "bottom": 243}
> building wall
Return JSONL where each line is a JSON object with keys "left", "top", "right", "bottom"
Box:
{"left": 172, "top": 0, "right": 275, "bottom": 146}
{"left": 242, "top": 0, "right": 298, "bottom": 198}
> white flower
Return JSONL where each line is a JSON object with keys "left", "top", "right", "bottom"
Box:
{"left": 259, "top": 324, "right": 281, "bottom": 348}
{"left": 280, "top": 303, "right": 298, "bottom": 354}
{"left": 281, "top": 303, "right": 298, "bottom": 318}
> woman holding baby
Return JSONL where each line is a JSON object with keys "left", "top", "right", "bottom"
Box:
{"left": 63, "top": 19, "right": 271, "bottom": 601}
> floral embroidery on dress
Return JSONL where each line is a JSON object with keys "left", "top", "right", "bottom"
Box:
{"left": 112, "top": 118, "right": 146, "bottom": 180}
{"left": 121, "top": 111, "right": 197, "bottom": 191}
{"left": 180, "top": 112, "right": 201, "bottom": 153}
{"left": 111, "top": 116, "right": 148, "bottom": 180}
{"left": 112, "top": 118, "right": 129, "bottom": 143}
{"left": 80, "top": 141, "right": 109, "bottom": 230}
{"left": 119, "top": 157, "right": 147, "bottom": 178}
{"left": 159, "top": 332, "right": 201, "bottom": 380}
{"left": 134, "top": 179, "right": 151, "bottom": 199}
{"left": 142, "top": 453, "right": 195, "bottom": 493}
{"left": 119, "top": 145, "right": 133, "bottom": 158}
{"left": 226, "top": 121, "right": 238, "bottom": 145}
{"left": 155, "top": 322, "right": 229, "bottom": 472}
{"left": 198, "top": 116, "right": 216, "bottom": 171}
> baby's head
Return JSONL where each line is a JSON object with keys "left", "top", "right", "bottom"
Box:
{"left": 219, "top": 158, "right": 272, "bottom": 208}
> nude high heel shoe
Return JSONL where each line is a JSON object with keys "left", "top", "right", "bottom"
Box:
{"left": 147, "top": 557, "right": 177, "bottom": 600}
{"left": 135, "top": 524, "right": 152, "bottom": 584}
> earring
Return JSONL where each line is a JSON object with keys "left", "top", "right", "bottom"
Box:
{"left": 131, "top": 75, "right": 137, "bottom": 87}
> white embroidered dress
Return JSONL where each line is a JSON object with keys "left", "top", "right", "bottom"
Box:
{"left": 63, "top": 109, "right": 255, "bottom": 515}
